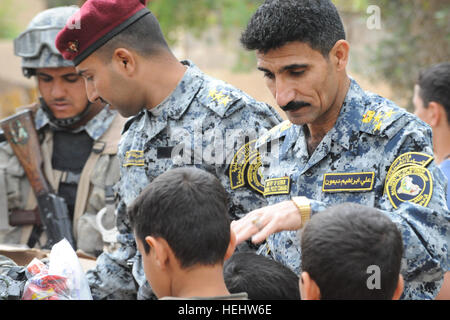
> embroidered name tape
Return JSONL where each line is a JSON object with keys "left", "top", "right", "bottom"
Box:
{"left": 123, "top": 150, "right": 145, "bottom": 167}
{"left": 385, "top": 166, "right": 433, "bottom": 209}
{"left": 322, "top": 172, "right": 375, "bottom": 192}
{"left": 229, "top": 140, "right": 264, "bottom": 195}
{"left": 264, "top": 177, "right": 291, "bottom": 196}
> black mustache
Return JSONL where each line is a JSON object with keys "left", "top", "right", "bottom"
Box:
{"left": 280, "top": 101, "right": 311, "bottom": 112}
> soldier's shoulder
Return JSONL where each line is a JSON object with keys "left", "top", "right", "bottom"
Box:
{"left": 255, "top": 120, "right": 293, "bottom": 148}
{"left": 197, "top": 74, "right": 277, "bottom": 119}
{"left": 358, "top": 92, "right": 425, "bottom": 138}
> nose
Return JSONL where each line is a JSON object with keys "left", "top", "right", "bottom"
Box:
{"left": 274, "top": 78, "right": 296, "bottom": 109}
{"left": 85, "top": 81, "right": 100, "bottom": 103}
{"left": 50, "top": 79, "right": 67, "bottom": 100}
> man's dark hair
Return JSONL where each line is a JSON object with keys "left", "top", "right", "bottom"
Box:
{"left": 128, "top": 167, "right": 231, "bottom": 269}
{"left": 97, "top": 12, "right": 170, "bottom": 60}
{"left": 301, "top": 203, "right": 403, "bottom": 300}
{"left": 224, "top": 252, "right": 301, "bottom": 300}
{"left": 240, "top": 0, "right": 346, "bottom": 57}
{"left": 417, "top": 62, "right": 450, "bottom": 124}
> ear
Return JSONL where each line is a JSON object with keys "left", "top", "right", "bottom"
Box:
{"left": 224, "top": 227, "right": 237, "bottom": 261}
{"left": 112, "top": 48, "right": 137, "bottom": 76}
{"left": 427, "top": 101, "right": 443, "bottom": 127}
{"left": 392, "top": 274, "right": 404, "bottom": 300}
{"left": 300, "top": 271, "right": 321, "bottom": 300}
{"left": 329, "top": 39, "right": 350, "bottom": 72}
{"left": 145, "top": 236, "right": 169, "bottom": 270}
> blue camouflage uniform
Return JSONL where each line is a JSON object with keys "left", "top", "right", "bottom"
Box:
{"left": 256, "top": 79, "right": 450, "bottom": 300}
{"left": 86, "top": 60, "right": 282, "bottom": 299}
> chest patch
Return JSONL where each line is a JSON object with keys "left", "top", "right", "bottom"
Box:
{"left": 264, "top": 177, "right": 291, "bottom": 196}
{"left": 123, "top": 150, "right": 145, "bottom": 167}
{"left": 322, "top": 172, "right": 375, "bottom": 192}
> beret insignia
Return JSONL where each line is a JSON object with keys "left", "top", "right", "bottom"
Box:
{"left": 66, "top": 40, "right": 79, "bottom": 53}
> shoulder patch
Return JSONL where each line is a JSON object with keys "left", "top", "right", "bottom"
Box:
{"left": 229, "top": 140, "right": 264, "bottom": 195}
{"left": 385, "top": 152, "right": 433, "bottom": 186}
{"left": 384, "top": 152, "right": 434, "bottom": 208}
{"left": 385, "top": 166, "right": 433, "bottom": 209}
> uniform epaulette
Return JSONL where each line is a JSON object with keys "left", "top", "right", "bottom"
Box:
{"left": 255, "top": 120, "right": 292, "bottom": 148}
{"left": 359, "top": 94, "right": 407, "bottom": 138}
{"left": 200, "top": 78, "right": 247, "bottom": 118}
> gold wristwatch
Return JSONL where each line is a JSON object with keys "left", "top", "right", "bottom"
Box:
{"left": 291, "top": 196, "right": 311, "bottom": 228}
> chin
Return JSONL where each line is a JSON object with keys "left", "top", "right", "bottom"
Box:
{"left": 287, "top": 114, "right": 309, "bottom": 126}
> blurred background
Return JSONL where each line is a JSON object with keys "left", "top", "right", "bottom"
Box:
{"left": 0, "top": 0, "right": 449, "bottom": 119}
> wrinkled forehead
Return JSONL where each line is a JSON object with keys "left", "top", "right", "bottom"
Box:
{"left": 256, "top": 42, "right": 327, "bottom": 71}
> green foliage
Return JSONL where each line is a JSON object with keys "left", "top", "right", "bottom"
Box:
{"left": 149, "top": 0, "right": 263, "bottom": 45}
{"left": 361, "top": 0, "right": 449, "bottom": 107}
{"left": 0, "top": 0, "right": 20, "bottom": 39}
{"left": 46, "top": 0, "right": 79, "bottom": 7}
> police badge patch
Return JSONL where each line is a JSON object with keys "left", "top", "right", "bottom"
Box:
{"left": 385, "top": 166, "right": 433, "bottom": 209}
{"left": 229, "top": 140, "right": 264, "bottom": 195}
{"left": 385, "top": 152, "right": 433, "bottom": 188}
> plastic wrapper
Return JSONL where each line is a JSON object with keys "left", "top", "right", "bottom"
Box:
{"left": 22, "top": 239, "right": 92, "bottom": 300}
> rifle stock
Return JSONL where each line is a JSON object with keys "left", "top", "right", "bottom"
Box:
{"left": 0, "top": 110, "right": 76, "bottom": 249}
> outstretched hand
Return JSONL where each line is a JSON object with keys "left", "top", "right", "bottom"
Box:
{"left": 231, "top": 200, "right": 303, "bottom": 245}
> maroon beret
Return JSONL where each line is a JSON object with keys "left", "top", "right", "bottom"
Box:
{"left": 56, "top": 0, "right": 150, "bottom": 66}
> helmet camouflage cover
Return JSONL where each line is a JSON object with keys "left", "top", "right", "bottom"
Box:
{"left": 14, "top": 6, "right": 79, "bottom": 78}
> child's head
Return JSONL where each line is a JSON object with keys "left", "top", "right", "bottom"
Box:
{"left": 128, "top": 167, "right": 236, "bottom": 298}
{"left": 224, "top": 252, "right": 301, "bottom": 300}
{"left": 300, "top": 203, "right": 404, "bottom": 300}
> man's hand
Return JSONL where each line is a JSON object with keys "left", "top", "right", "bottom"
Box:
{"left": 231, "top": 200, "right": 303, "bottom": 245}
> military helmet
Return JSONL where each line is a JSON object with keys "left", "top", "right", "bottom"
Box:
{"left": 14, "top": 6, "right": 79, "bottom": 78}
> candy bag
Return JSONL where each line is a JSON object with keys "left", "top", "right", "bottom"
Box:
{"left": 22, "top": 239, "right": 92, "bottom": 300}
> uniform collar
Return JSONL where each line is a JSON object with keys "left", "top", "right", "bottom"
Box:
{"left": 326, "top": 78, "right": 369, "bottom": 151}
{"left": 35, "top": 105, "right": 116, "bottom": 141}
{"left": 148, "top": 60, "right": 204, "bottom": 121}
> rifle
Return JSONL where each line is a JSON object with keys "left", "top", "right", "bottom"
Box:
{"left": 0, "top": 109, "right": 76, "bottom": 250}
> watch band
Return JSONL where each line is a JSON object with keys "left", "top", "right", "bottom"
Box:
{"left": 291, "top": 196, "right": 311, "bottom": 228}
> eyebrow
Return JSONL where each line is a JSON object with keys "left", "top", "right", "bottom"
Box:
{"left": 36, "top": 71, "right": 79, "bottom": 78}
{"left": 257, "top": 63, "right": 309, "bottom": 74}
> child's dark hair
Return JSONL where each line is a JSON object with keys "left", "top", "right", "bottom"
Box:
{"left": 224, "top": 252, "right": 301, "bottom": 300}
{"left": 301, "top": 203, "right": 403, "bottom": 300}
{"left": 128, "top": 167, "right": 231, "bottom": 269}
